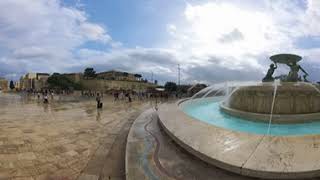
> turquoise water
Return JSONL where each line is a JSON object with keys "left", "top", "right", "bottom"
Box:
{"left": 181, "top": 98, "right": 320, "bottom": 136}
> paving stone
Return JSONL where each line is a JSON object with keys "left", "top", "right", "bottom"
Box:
{"left": 11, "top": 177, "right": 34, "bottom": 180}
{"left": 77, "top": 174, "right": 99, "bottom": 180}
{"left": 0, "top": 94, "right": 150, "bottom": 179}
{"left": 18, "top": 152, "right": 36, "bottom": 161}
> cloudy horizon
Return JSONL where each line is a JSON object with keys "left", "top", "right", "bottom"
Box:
{"left": 1, "top": 0, "right": 320, "bottom": 84}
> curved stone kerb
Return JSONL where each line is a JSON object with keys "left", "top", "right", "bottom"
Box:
{"left": 158, "top": 101, "right": 320, "bottom": 179}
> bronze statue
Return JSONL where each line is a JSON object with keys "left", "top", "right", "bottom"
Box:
{"left": 262, "top": 63, "right": 277, "bottom": 82}
{"left": 286, "top": 61, "right": 308, "bottom": 82}
{"left": 303, "top": 74, "right": 309, "bottom": 82}
{"left": 263, "top": 54, "right": 309, "bottom": 82}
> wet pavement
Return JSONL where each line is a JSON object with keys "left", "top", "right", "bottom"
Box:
{"left": 0, "top": 93, "right": 151, "bottom": 180}
{"left": 126, "top": 108, "right": 320, "bottom": 180}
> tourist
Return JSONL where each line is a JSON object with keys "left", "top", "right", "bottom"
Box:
{"left": 125, "top": 92, "right": 132, "bottom": 103}
{"left": 128, "top": 94, "right": 132, "bottom": 102}
{"left": 119, "top": 91, "right": 124, "bottom": 101}
{"left": 96, "top": 93, "right": 103, "bottom": 108}
{"left": 114, "top": 91, "right": 119, "bottom": 101}
{"left": 43, "top": 93, "right": 49, "bottom": 104}
{"left": 50, "top": 91, "right": 54, "bottom": 100}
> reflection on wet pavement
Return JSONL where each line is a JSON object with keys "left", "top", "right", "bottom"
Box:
{"left": 0, "top": 93, "right": 151, "bottom": 179}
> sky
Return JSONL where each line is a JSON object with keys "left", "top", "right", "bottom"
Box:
{"left": 0, "top": 0, "right": 320, "bottom": 84}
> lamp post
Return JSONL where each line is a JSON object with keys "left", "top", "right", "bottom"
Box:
{"left": 150, "top": 71, "right": 154, "bottom": 82}
{"left": 178, "top": 64, "right": 181, "bottom": 98}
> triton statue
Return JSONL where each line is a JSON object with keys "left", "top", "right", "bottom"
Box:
{"left": 263, "top": 54, "right": 309, "bottom": 82}
{"left": 286, "top": 61, "right": 308, "bottom": 82}
{"left": 262, "top": 63, "right": 277, "bottom": 82}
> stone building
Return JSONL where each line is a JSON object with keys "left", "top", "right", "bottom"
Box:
{"left": 14, "top": 81, "right": 21, "bottom": 90}
{"left": 96, "top": 70, "right": 141, "bottom": 81}
{"left": 17, "top": 70, "right": 154, "bottom": 92}
{"left": 81, "top": 70, "right": 152, "bottom": 92}
{"left": 80, "top": 79, "right": 156, "bottom": 92}
{"left": 187, "top": 84, "right": 207, "bottom": 96}
{"left": 0, "top": 77, "right": 8, "bottom": 91}
{"left": 20, "top": 73, "right": 50, "bottom": 90}
{"left": 64, "top": 73, "right": 82, "bottom": 83}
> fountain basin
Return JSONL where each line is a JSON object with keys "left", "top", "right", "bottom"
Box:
{"left": 158, "top": 98, "right": 320, "bottom": 179}
{"left": 221, "top": 83, "right": 320, "bottom": 124}
{"left": 220, "top": 103, "right": 320, "bottom": 124}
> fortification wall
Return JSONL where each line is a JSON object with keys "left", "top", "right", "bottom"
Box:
{"left": 0, "top": 80, "right": 8, "bottom": 91}
{"left": 80, "top": 79, "right": 155, "bottom": 91}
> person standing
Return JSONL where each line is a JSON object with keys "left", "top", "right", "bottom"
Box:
{"left": 37, "top": 92, "right": 41, "bottom": 100}
{"left": 43, "top": 93, "right": 49, "bottom": 104}
{"left": 96, "top": 93, "right": 102, "bottom": 108}
{"left": 50, "top": 91, "right": 54, "bottom": 100}
{"left": 126, "top": 92, "right": 132, "bottom": 103}
{"left": 114, "top": 92, "right": 119, "bottom": 101}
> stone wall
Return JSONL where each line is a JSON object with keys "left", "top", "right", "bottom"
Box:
{"left": 0, "top": 80, "right": 8, "bottom": 91}
{"left": 228, "top": 84, "right": 320, "bottom": 114}
{"left": 64, "top": 73, "right": 82, "bottom": 83}
{"left": 80, "top": 79, "right": 156, "bottom": 92}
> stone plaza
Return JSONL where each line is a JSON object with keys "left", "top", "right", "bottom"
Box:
{"left": 2, "top": 55, "right": 320, "bottom": 180}
{"left": 0, "top": 93, "right": 150, "bottom": 179}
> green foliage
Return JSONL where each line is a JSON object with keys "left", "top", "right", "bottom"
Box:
{"left": 178, "top": 84, "right": 190, "bottom": 94}
{"left": 47, "top": 73, "right": 83, "bottom": 90}
{"left": 164, "top": 82, "right": 177, "bottom": 92}
{"left": 83, "top": 67, "right": 96, "bottom": 79}
{"left": 9, "top": 80, "right": 15, "bottom": 90}
{"left": 123, "top": 72, "right": 129, "bottom": 77}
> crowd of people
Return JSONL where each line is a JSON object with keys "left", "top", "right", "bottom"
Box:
{"left": 23, "top": 89, "right": 74, "bottom": 104}
{"left": 20, "top": 88, "right": 173, "bottom": 110}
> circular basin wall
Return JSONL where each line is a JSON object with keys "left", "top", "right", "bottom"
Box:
{"left": 228, "top": 83, "right": 320, "bottom": 114}
{"left": 158, "top": 98, "right": 320, "bottom": 179}
{"left": 181, "top": 97, "right": 320, "bottom": 136}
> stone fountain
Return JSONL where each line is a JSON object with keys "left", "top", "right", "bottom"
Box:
{"left": 157, "top": 54, "right": 320, "bottom": 180}
{"left": 220, "top": 54, "right": 320, "bottom": 123}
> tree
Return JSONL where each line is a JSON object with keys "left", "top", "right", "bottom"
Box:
{"left": 83, "top": 67, "right": 96, "bottom": 79}
{"left": 47, "top": 73, "right": 82, "bottom": 90}
{"left": 134, "top": 74, "right": 142, "bottom": 81}
{"left": 164, "top": 82, "right": 177, "bottom": 93}
{"left": 9, "top": 80, "right": 15, "bottom": 90}
{"left": 154, "top": 80, "right": 158, "bottom": 85}
{"left": 123, "top": 72, "right": 129, "bottom": 77}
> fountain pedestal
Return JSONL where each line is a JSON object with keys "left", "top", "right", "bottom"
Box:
{"left": 220, "top": 83, "right": 320, "bottom": 124}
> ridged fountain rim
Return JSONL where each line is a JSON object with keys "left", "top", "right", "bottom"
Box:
{"left": 219, "top": 102, "right": 320, "bottom": 124}
{"left": 158, "top": 98, "right": 320, "bottom": 179}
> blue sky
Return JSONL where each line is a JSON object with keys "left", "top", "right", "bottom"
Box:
{"left": 0, "top": 0, "right": 320, "bottom": 84}
{"left": 64, "top": 0, "right": 185, "bottom": 48}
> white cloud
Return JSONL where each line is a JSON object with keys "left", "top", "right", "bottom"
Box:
{"left": 68, "top": 47, "right": 179, "bottom": 82}
{"left": 163, "top": 0, "right": 320, "bottom": 83}
{"left": 301, "top": 0, "right": 320, "bottom": 36}
{"left": 13, "top": 47, "right": 52, "bottom": 59}
{"left": 0, "top": 0, "right": 118, "bottom": 77}
{"left": 1, "top": 0, "right": 320, "bottom": 84}
{"left": 166, "top": 24, "right": 177, "bottom": 36}
{"left": 80, "top": 23, "right": 111, "bottom": 43}
{"left": 172, "top": 2, "right": 290, "bottom": 56}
